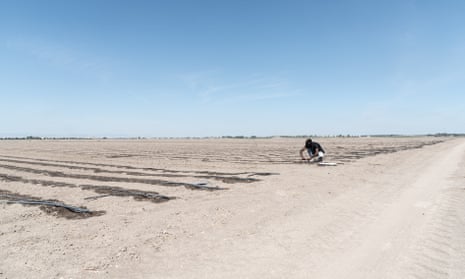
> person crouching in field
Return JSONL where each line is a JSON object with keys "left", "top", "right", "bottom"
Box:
{"left": 300, "top": 138, "right": 325, "bottom": 162}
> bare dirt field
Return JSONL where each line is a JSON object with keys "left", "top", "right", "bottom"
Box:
{"left": 1, "top": 137, "right": 465, "bottom": 278}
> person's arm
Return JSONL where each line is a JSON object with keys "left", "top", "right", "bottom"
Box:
{"left": 300, "top": 147, "right": 307, "bottom": 160}
{"left": 308, "top": 147, "right": 319, "bottom": 160}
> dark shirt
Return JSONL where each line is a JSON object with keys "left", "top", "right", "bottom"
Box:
{"left": 305, "top": 140, "right": 325, "bottom": 154}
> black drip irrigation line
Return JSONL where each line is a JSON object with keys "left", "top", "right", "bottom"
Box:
{"left": 186, "top": 182, "right": 228, "bottom": 191}
{"left": 3, "top": 198, "right": 90, "bottom": 213}
{"left": 0, "top": 192, "right": 104, "bottom": 218}
{"left": 80, "top": 185, "right": 175, "bottom": 202}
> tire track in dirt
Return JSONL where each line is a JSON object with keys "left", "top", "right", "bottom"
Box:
{"left": 395, "top": 153, "right": 465, "bottom": 279}
{"left": 403, "top": 191, "right": 465, "bottom": 279}
{"left": 313, "top": 139, "right": 465, "bottom": 279}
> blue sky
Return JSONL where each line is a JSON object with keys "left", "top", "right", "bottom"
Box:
{"left": 1, "top": 0, "right": 464, "bottom": 137}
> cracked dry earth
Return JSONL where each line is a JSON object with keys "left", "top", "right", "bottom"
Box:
{"left": 1, "top": 137, "right": 465, "bottom": 278}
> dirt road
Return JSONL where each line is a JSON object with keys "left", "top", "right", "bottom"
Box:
{"left": 1, "top": 137, "right": 464, "bottom": 278}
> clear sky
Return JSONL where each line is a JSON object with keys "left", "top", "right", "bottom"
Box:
{"left": 1, "top": 0, "right": 464, "bottom": 137}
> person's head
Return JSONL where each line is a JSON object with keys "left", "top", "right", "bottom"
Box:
{"left": 305, "top": 138, "right": 312, "bottom": 147}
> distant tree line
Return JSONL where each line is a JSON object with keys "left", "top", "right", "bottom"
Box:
{"left": 0, "top": 136, "right": 94, "bottom": 140}
{"left": 427, "top": 133, "right": 465, "bottom": 137}
{"left": 1, "top": 133, "right": 463, "bottom": 140}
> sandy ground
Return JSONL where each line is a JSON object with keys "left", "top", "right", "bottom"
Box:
{"left": 1, "top": 137, "right": 465, "bottom": 279}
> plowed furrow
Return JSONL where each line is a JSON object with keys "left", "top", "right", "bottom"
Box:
{"left": 0, "top": 163, "right": 257, "bottom": 186}
{"left": 0, "top": 173, "right": 174, "bottom": 202}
